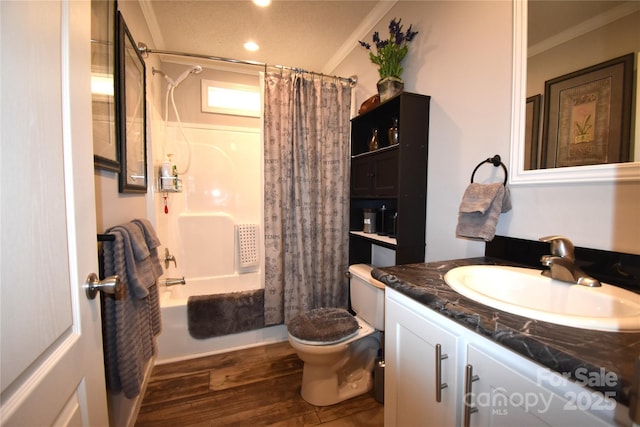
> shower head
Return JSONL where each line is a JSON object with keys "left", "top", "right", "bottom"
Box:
{"left": 172, "top": 65, "right": 203, "bottom": 88}
{"left": 154, "top": 65, "right": 203, "bottom": 88}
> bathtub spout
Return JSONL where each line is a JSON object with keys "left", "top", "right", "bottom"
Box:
{"left": 162, "top": 277, "right": 186, "bottom": 287}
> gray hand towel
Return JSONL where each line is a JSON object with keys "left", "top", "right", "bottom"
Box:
{"left": 456, "top": 183, "right": 511, "bottom": 242}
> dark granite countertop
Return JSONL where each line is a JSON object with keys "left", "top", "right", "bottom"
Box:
{"left": 373, "top": 257, "right": 640, "bottom": 407}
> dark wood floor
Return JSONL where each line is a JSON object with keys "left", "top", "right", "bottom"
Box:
{"left": 135, "top": 341, "right": 384, "bottom": 426}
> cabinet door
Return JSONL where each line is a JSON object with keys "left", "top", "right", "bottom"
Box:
{"left": 385, "top": 291, "right": 460, "bottom": 427}
{"left": 350, "top": 156, "right": 373, "bottom": 197}
{"left": 466, "top": 343, "right": 613, "bottom": 427}
{"left": 372, "top": 149, "right": 398, "bottom": 196}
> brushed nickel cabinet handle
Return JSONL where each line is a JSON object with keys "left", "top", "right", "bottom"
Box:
{"left": 435, "top": 343, "right": 449, "bottom": 402}
{"left": 463, "top": 364, "right": 480, "bottom": 427}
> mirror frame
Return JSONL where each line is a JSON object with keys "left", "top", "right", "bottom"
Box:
{"left": 91, "top": 0, "right": 119, "bottom": 172}
{"left": 116, "top": 11, "right": 148, "bottom": 193}
{"left": 509, "top": 0, "right": 640, "bottom": 184}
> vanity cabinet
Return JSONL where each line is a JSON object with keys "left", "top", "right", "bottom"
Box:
{"left": 349, "top": 92, "right": 430, "bottom": 266}
{"left": 385, "top": 288, "right": 623, "bottom": 427}
{"left": 385, "top": 290, "right": 462, "bottom": 426}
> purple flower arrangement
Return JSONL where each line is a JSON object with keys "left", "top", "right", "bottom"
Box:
{"left": 359, "top": 18, "right": 419, "bottom": 80}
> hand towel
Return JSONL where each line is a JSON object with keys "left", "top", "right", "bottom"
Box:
{"left": 106, "top": 221, "right": 163, "bottom": 298}
{"left": 456, "top": 183, "right": 511, "bottom": 242}
{"left": 131, "top": 218, "right": 163, "bottom": 278}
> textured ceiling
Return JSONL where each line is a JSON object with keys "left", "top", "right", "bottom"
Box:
{"left": 143, "top": 0, "right": 386, "bottom": 74}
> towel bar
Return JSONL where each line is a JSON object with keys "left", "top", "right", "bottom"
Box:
{"left": 470, "top": 154, "right": 508, "bottom": 186}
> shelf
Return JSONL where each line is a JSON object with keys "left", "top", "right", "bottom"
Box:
{"left": 351, "top": 144, "right": 399, "bottom": 159}
{"left": 348, "top": 92, "right": 430, "bottom": 265}
{"left": 350, "top": 231, "right": 397, "bottom": 248}
{"left": 158, "top": 176, "right": 183, "bottom": 193}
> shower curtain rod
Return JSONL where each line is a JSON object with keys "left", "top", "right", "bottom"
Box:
{"left": 137, "top": 42, "right": 358, "bottom": 87}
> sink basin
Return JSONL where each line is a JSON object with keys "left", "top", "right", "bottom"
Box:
{"left": 444, "top": 265, "right": 640, "bottom": 332}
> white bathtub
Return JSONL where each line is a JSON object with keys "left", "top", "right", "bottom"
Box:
{"left": 155, "top": 273, "right": 288, "bottom": 364}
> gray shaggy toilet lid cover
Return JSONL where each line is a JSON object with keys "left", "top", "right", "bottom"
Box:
{"left": 288, "top": 308, "right": 359, "bottom": 343}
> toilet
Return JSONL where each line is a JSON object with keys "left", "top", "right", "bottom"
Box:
{"left": 287, "top": 264, "right": 385, "bottom": 406}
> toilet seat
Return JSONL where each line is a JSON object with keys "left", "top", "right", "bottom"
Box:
{"left": 288, "top": 308, "right": 360, "bottom": 345}
{"left": 288, "top": 315, "right": 375, "bottom": 351}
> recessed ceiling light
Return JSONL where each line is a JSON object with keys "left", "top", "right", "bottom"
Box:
{"left": 252, "top": 0, "right": 271, "bottom": 6}
{"left": 244, "top": 41, "right": 260, "bottom": 52}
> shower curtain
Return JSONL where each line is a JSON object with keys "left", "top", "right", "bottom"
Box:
{"left": 263, "top": 71, "right": 352, "bottom": 325}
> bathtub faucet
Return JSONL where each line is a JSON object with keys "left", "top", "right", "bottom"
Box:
{"left": 162, "top": 277, "right": 186, "bottom": 287}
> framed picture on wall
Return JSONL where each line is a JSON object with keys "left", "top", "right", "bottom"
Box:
{"left": 91, "top": 0, "right": 119, "bottom": 172}
{"left": 116, "top": 11, "right": 147, "bottom": 193}
{"left": 541, "top": 53, "right": 634, "bottom": 168}
{"left": 524, "top": 94, "right": 541, "bottom": 170}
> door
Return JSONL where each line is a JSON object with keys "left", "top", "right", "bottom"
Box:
{"left": 385, "top": 290, "right": 460, "bottom": 427}
{"left": 371, "top": 148, "right": 398, "bottom": 197}
{"left": 466, "top": 343, "right": 612, "bottom": 427}
{"left": 1, "top": 1, "right": 109, "bottom": 425}
{"left": 350, "top": 156, "right": 373, "bottom": 197}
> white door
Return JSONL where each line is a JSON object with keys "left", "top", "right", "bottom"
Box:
{"left": 1, "top": 1, "right": 109, "bottom": 425}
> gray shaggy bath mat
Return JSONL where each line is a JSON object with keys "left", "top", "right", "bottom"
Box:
{"left": 187, "top": 289, "right": 264, "bottom": 339}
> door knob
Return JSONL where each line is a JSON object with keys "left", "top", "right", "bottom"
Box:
{"left": 85, "top": 273, "right": 120, "bottom": 300}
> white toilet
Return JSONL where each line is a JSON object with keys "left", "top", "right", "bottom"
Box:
{"left": 287, "top": 264, "right": 385, "bottom": 406}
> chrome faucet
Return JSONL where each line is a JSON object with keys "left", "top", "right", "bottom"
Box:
{"left": 164, "top": 247, "right": 177, "bottom": 269}
{"left": 162, "top": 277, "right": 186, "bottom": 286}
{"left": 539, "top": 236, "right": 601, "bottom": 287}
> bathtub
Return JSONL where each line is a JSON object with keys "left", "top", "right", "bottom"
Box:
{"left": 155, "top": 273, "right": 288, "bottom": 364}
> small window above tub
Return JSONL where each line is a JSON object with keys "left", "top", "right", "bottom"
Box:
{"left": 201, "top": 80, "right": 261, "bottom": 117}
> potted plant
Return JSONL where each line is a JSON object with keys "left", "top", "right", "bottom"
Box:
{"left": 359, "top": 18, "right": 418, "bottom": 101}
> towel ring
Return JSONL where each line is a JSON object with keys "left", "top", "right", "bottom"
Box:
{"left": 470, "top": 154, "right": 508, "bottom": 186}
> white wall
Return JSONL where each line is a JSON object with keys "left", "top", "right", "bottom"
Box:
{"left": 333, "top": 1, "right": 640, "bottom": 259}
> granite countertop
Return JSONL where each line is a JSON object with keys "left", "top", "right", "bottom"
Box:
{"left": 373, "top": 256, "right": 640, "bottom": 407}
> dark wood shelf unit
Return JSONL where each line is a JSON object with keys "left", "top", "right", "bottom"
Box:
{"left": 349, "top": 92, "right": 430, "bottom": 266}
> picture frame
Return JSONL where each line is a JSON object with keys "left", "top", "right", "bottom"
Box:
{"left": 91, "top": 0, "right": 119, "bottom": 172}
{"left": 541, "top": 53, "right": 634, "bottom": 169}
{"left": 524, "top": 94, "right": 541, "bottom": 170}
{"left": 116, "top": 11, "right": 147, "bottom": 193}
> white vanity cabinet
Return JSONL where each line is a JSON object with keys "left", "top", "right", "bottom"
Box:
{"left": 385, "top": 288, "right": 627, "bottom": 427}
{"left": 385, "top": 289, "right": 463, "bottom": 426}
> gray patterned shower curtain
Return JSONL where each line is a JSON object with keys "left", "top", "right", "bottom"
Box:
{"left": 263, "top": 71, "right": 352, "bottom": 326}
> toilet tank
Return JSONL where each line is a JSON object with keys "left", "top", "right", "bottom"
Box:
{"left": 349, "top": 264, "right": 385, "bottom": 331}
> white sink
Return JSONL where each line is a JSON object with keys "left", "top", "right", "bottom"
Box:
{"left": 444, "top": 265, "right": 640, "bottom": 332}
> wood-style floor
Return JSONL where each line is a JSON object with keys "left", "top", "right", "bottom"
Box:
{"left": 135, "top": 341, "right": 384, "bottom": 426}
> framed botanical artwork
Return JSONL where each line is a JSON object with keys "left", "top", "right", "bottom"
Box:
{"left": 541, "top": 53, "right": 634, "bottom": 168}
{"left": 91, "top": 0, "right": 118, "bottom": 172}
{"left": 524, "top": 94, "right": 541, "bottom": 170}
{"left": 116, "top": 11, "right": 147, "bottom": 193}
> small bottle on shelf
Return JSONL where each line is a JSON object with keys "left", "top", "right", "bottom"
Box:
{"left": 388, "top": 117, "right": 399, "bottom": 145}
{"left": 369, "top": 128, "right": 379, "bottom": 151}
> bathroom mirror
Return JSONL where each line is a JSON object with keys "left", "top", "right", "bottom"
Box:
{"left": 116, "top": 11, "right": 148, "bottom": 193}
{"left": 510, "top": 0, "right": 640, "bottom": 184}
